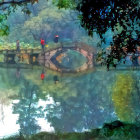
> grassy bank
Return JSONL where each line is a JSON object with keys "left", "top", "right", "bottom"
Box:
{"left": 1, "top": 121, "right": 140, "bottom": 140}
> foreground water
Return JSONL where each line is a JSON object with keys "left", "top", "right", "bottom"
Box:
{"left": 0, "top": 65, "right": 140, "bottom": 138}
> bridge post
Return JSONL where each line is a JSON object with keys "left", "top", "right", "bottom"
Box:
{"left": 29, "top": 52, "right": 40, "bottom": 65}
{"left": 43, "top": 52, "right": 45, "bottom": 66}
{"left": 29, "top": 49, "right": 33, "bottom": 64}
{"left": 4, "top": 50, "right": 8, "bottom": 63}
{"left": 29, "top": 55, "right": 32, "bottom": 64}
{"left": 4, "top": 50, "right": 16, "bottom": 64}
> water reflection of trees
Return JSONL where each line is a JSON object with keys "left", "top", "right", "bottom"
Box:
{"left": 0, "top": 68, "right": 21, "bottom": 123}
{"left": 12, "top": 79, "right": 44, "bottom": 136}
{"left": 44, "top": 72, "right": 116, "bottom": 132}
{"left": 45, "top": 95, "right": 114, "bottom": 132}
{"left": 133, "top": 74, "right": 140, "bottom": 121}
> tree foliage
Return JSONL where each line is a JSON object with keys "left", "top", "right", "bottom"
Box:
{"left": 77, "top": 0, "right": 140, "bottom": 53}
{"left": 52, "top": 0, "right": 78, "bottom": 9}
{"left": 5, "top": 1, "right": 92, "bottom": 45}
{"left": 0, "top": 0, "right": 40, "bottom": 35}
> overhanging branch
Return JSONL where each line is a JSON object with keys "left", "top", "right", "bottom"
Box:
{"left": 0, "top": 0, "right": 31, "bottom": 6}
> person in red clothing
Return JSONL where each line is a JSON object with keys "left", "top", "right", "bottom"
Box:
{"left": 40, "top": 73, "right": 45, "bottom": 80}
{"left": 40, "top": 39, "right": 45, "bottom": 51}
{"left": 40, "top": 68, "right": 45, "bottom": 81}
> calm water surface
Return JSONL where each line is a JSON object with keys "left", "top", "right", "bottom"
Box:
{"left": 0, "top": 65, "right": 140, "bottom": 138}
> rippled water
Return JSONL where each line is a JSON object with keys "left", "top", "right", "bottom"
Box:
{"left": 0, "top": 66, "right": 140, "bottom": 138}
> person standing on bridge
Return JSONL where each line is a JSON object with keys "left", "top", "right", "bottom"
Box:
{"left": 54, "top": 35, "right": 59, "bottom": 43}
{"left": 16, "top": 40, "right": 20, "bottom": 52}
{"left": 40, "top": 39, "right": 45, "bottom": 52}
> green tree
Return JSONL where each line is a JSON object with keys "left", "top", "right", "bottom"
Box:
{"left": 0, "top": 0, "right": 40, "bottom": 36}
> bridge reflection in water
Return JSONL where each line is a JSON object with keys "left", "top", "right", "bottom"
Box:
{"left": 0, "top": 42, "right": 95, "bottom": 73}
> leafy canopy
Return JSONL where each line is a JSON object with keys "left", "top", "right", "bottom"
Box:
{"left": 0, "top": 0, "right": 39, "bottom": 35}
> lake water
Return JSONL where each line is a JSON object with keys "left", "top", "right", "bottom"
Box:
{"left": 0, "top": 64, "right": 140, "bottom": 138}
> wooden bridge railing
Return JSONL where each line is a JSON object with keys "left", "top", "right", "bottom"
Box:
{"left": 0, "top": 48, "right": 42, "bottom": 54}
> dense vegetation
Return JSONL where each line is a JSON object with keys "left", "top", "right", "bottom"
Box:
{"left": 1, "top": 120, "right": 140, "bottom": 140}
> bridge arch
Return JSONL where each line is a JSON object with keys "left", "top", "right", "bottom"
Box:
{"left": 38, "top": 42, "right": 95, "bottom": 73}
